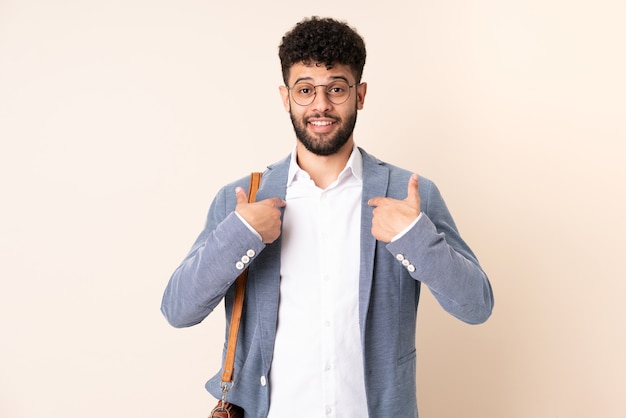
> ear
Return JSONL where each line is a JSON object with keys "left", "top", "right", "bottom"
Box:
{"left": 279, "top": 85, "right": 291, "bottom": 112}
{"left": 356, "top": 82, "right": 367, "bottom": 110}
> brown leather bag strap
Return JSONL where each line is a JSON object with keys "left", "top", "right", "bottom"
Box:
{"left": 220, "top": 172, "right": 262, "bottom": 385}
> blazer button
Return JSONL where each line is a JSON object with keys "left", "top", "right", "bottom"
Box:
{"left": 247, "top": 249, "right": 256, "bottom": 258}
{"left": 235, "top": 261, "right": 245, "bottom": 270}
{"left": 402, "top": 259, "right": 410, "bottom": 267}
{"left": 407, "top": 264, "right": 416, "bottom": 272}
{"left": 260, "top": 376, "right": 267, "bottom": 386}
{"left": 241, "top": 255, "right": 250, "bottom": 264}
{"left": 395, "top": 254, "right": 405, "bottom": 261}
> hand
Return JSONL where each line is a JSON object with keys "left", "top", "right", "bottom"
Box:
{"left": 368, "top": 173, "right": 421, "bottom": 243}
{"left": 235, "top": 187, "right": 286, "bottom": 244}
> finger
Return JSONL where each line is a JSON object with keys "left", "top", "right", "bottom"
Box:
{"left": 405, "top": 173, "right": 419, "bottom": 202}
{"left": 235, "top": 186, "right": 248, "bottom": 205}
{"left": 368, "top": 196, "right": 395, "bottom": 207}
{"left": 260, "top": 197, "right": 286, "bottom": 208}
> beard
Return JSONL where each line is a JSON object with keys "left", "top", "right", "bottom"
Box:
{"left": 289, "top": 107, "right": 358, "bottom": 156}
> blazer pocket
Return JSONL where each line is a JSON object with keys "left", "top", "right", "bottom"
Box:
{"left": 397, "top": 348, "right": 416, "bottom": 366}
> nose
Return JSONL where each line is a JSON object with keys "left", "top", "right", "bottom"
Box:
{"left": 311, "top": 86, "right": 333, "bottom": 112}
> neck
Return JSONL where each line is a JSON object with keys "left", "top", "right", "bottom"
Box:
{"left": 296, "top": 139, "right": 354, "bottom": 189}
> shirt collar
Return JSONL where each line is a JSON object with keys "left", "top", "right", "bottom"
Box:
{"left": 287, "top": 144, "right": 363, "bottom": 187}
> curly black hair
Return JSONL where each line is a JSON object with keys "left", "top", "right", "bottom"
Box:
{"left": 278, "top": 16, "right": 367, "bottom": 85}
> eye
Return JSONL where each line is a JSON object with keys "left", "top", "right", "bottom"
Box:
{"left": 327, "top": 82, "right": 348, "bottom": 95}
{"left": 294, "top": 84, "right": 314, "bottom": 95}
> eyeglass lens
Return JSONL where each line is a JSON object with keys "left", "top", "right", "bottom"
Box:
{"left": 291, "top": 80, "right": 352, "bottom": 106}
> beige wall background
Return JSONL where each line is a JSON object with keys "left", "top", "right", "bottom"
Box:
{"left": 1, "top": 0, "right": 624, "bottom": 417}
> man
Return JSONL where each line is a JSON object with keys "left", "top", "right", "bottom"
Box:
{"left": 162, "top": 16, "right": 493, "bottom": 417}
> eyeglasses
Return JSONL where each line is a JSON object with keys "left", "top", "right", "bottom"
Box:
{"left": 288, "top": 80, "right": 357, "bottom": 106}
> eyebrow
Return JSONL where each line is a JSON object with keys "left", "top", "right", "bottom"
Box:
{"left": 292, "top": 75, "right": 351, "bottom": 85}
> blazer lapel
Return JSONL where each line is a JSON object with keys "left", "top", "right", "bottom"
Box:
{"left": 249, "top": 155, "right": 290, "bottom": 372}
{"left": 358, "top": 148, "right": 389, "bottom": 341}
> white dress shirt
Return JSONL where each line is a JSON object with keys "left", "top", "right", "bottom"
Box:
{"left": 267, "top": 146, "right": 368, "bottom": 418}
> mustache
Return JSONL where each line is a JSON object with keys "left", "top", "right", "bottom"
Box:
{"left": 305, "top": 113, "right": 340, "bottom": 122}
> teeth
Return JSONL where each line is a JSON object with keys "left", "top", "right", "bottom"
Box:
{"left": 310, "top": 121, "right": 333, "bottom": 126}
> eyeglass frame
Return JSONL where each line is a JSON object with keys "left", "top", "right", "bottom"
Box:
{"left": 286, "top": 79, "right": 360, "bottom": 106}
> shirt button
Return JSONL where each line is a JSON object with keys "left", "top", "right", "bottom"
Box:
{"left": 326, "top": 407, "right": 332, "bottom": 414}
{"left": 246, "top": 249, "right": 256, "bottom": 257}
{"left": 235, "top": 261, "right": 245, "bottom": 270}
{"left": 396, "top": 254, "right": 405, "bottom": 261}
{"left": 260, "top": 376, "right": 267, "bottom": 386}
{"left": 241, "top": 255, "right": 250, "bottom": 264}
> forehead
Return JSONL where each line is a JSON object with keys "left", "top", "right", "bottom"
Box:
{"left": 287, "top": 62, "right": 355, "bottom": 85}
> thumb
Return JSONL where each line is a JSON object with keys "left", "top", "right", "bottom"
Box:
{"left": 405, "top": 173, "right": 419, "bottom": 202}
{"left": 235, "top": 186, "right": 249, "bottom": 204}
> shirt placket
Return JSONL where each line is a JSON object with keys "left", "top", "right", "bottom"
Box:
{"left": 319, "top": 190, "right": 337, "bottom": 417}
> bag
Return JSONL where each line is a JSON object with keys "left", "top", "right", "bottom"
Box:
{"left": 208, "top": 172, "right": 262, "bottom": 418}
{"left": 209, "top": 400, "right": 244, "bottom": 418}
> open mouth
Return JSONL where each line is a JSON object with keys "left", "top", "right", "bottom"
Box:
{"left": 309, "top": 120, "right": 334, "bottom": 126}
{"left": 307, "top": 118, "right": 337, "bottom": 132}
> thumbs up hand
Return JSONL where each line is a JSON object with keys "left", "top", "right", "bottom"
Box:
{"left": 235, "top": 187, "right": 286, "bottom": 244}
{"left": 367, "top": 173, "right": 421, "bottom": 243}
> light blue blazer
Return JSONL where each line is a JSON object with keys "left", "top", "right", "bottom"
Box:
{"left": 161, "top": 148, "right": 494, "bottom": 417}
